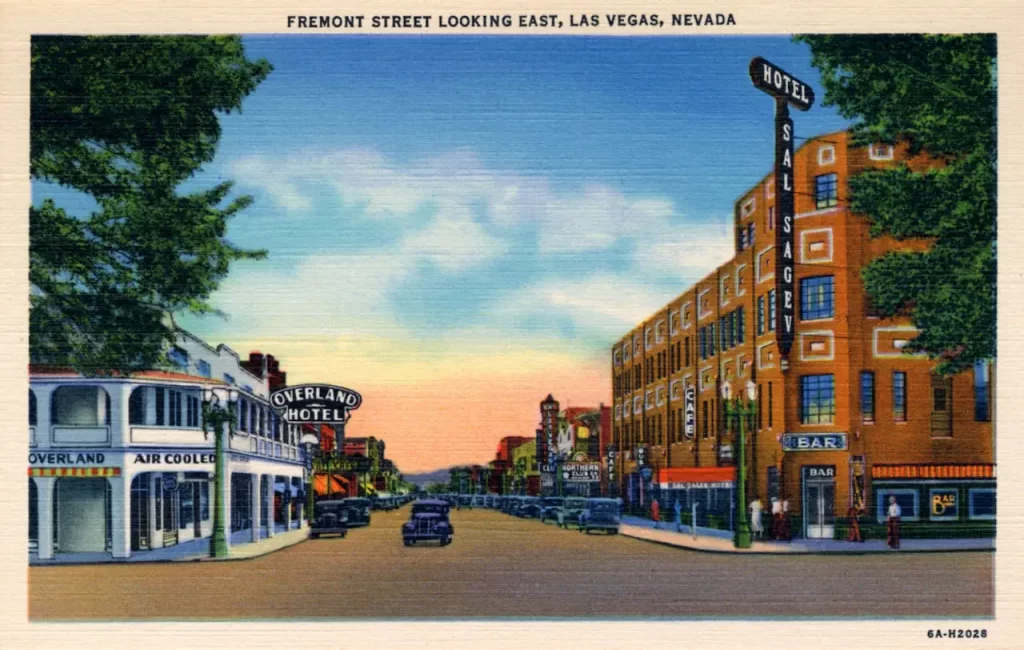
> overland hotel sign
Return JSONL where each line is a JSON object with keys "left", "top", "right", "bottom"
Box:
{"left": 271, "top": 383, "right": 362, "bottom": 424}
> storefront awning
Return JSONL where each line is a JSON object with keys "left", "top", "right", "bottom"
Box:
{"left": 657, "top": 467, "right": 735, "bottom": 489}
{"left": 871, "top": 464, "right": 996, "bottom": 480}
{"left": 314, "top": 474, "right": 349, "bottom": 496}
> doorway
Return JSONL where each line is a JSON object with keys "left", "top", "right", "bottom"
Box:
{"left": 55, "top": 478, "right": 107, "bottom": 552}
{"left": 162, "top": 482, "right": 179, "bottom": 546}
{"left": 802, "top": 466, "right": 836, "bottom": 539}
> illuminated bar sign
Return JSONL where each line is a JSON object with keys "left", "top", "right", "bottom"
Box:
{"left": 749, "top": 57, "right": 814, "bottom": 359}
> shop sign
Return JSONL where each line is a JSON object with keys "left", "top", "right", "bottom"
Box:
{"left": 313, "top": 456, "right": 372, "bottom": 473}
{"left": 562, "top": 462, "right": 601, "bottom": 483}
{"left": 718, "top": 444, "right": 733, "bottom": 461}
{"left": 664, "top": 481, "right": 733, "bottom": 490}
{"left": 636, "top": 445, "right": 648, "bottom": 468}
{"left": 607, "top": 447, "right": 618, "bottom": 483}
{"left": 683, "top": 387, "right": 696, "bottom": 439}
{"left": 782, "top": 433, "right": 847, "bottom": 452}
{"left": 749, "top": 57, "right": 815, "bottom": 111}
{"left": 163, "top": 474, "right": 179, "bottom": 492}
{"left": 803, "top": 465, "right": 836, "bottom": 480}
{"left": 930, "top": 489, "right": 959, "bottom": 519}
{"left": 29, "top": 452, "right": 109, "bottom": 465}
{"left": 271, "top": 384, "right": 362, "bottom": 424}
{"left": 132, "top": 453, "right": 215, "bottom": 465}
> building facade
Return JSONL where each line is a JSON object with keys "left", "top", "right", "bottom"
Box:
{"left": 610, "top": 132, "right": 995, "bottom": 539}
{"left": 28, "top": 331, "right": 307, "bottom": 561}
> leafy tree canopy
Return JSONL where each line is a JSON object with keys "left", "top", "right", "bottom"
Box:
{"left": 797, "top": 34, "right": 996, "bottom": 374}
{"left": 30, "top": 36, "right": 272, "bottom": 375}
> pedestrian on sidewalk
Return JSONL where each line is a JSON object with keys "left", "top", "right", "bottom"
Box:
{"left": 650, "top": 498, "right": 661, "bottom": 529}
{"left": 847, "top": 504, "right": 864, "bottom": 543}
{"left": 749, "top": 495, "right": 764, "bottom": 540}
{"left": 771, "top": 497, "right": 783, "bottom": 539}
{"left": 886, "top": 496, "right": 902, "bottom": 550}
{"left": 674, "top": 499, "right": 682, "bottom": 532}
{"left": 781, "top": 498, "right": 792, "bottom": 542}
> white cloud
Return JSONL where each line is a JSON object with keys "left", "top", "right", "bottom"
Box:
{"left": 398, "top": 203, "right": 508, "bottom": 273}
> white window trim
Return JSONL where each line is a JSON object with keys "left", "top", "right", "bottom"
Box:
{"left": 633, "top": 396, "right": 643, "bottom": 415}
{"left": 699, "top": 364, "right": 715, "bottom": 393}
{"left": 720, "top": 274, "right": 731, "bottom": 307}
{"left": 798, "top": 330, "right": 835, "bottom": 362}
{"left": 645, "top": 328, "right": 653, "bottom": 351}
{"left": 799, "top": 227, "right": 834, "bottom": 264}
{"left": 817, "top": 145, "right": 835, "bottom": 166}
{"left": 645, "top": 390, "right": 655, "bottom": 409}
{"left": 741, "top": 197, "right": 756, "bottom": 217}
{"left": 737, "top": 354, "right": 748, "bottom": 377}
{"left": 873, "top": 326, "right": 928, "bottom": 359}
{"left": 757, "top": 342, "right": 776, "bottom": 371}
{"left": 655, "top": 319, "right": 667, "bottom": 344}
{"left": 656, "top": 386, "right": 666, "bottom": 407}
{"left": 669, "top": 309, "right": 681, "bottom": 336}
{"left": 796, "top": 206, "right": 841, "bottom": 220}
{"left": 765, "top": 175, "right": 775, "bottom": 199}
{"left": 735, "top": 263, "right": 748, "bottom": 296}
{"left": 756, "top": 246, "right": 775, "bottom": 284}
{"left": 968, "top": 488, "right": 997, "bottom": 521}
{"left": 682, "top": 301, "right": 694, "bottom": 329}
{"left": 869, "top": 143, "right": 894, "bottom": 161}
{"left": 697, "top": 290, "right": 712, "bottom": 320}
{"left": 669, "top": 379, "right": 683, "bottom": 402}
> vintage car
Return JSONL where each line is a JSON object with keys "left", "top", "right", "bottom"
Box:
{"left": 556, "top": 497, "right": 587, "bottom": 528}
{"left": 401, "top": 499, "right": 454, "bottom": 546}
{"left": 539, "top": 496, "right": 564, "bottom": 523}
{"left": 502, "top": 496, "right": 521, "bottom": 515}
{"left": 341, "top": 497, "right": 372, "bottom": 527}
{"left": 517, "top": 496, "right": 542, "bottom": 518}
{"left": 577, "top": 498, "right": 621, "bottom": 534}
{"left": 310, "top": 499, "right": 349, "bottom": 539}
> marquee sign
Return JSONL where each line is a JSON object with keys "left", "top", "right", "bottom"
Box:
{"left": 750, "top": 57, "right": 814, "bottom": 360}
{"left": 313, "top": 455, "right": 372, "bottom": 473}
{"left": 683, "top": 387, "right": 696, "bottom": 440}
{"left": 562, "top": 462, "right": 601, "bottom": 483}
{"left": 270, "top": 384, "right": 362, "bottom": 424}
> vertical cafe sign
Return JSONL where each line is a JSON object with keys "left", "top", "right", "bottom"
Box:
{"left": 749, "top": 57, "right": 814, "bottom": 360}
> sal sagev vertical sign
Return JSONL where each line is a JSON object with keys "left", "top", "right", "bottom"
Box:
{"left": 271, "top": 383, "right": 362, "bottom": 424}
{"left": 749, "top": 57, "right": 814, "bottom": 359}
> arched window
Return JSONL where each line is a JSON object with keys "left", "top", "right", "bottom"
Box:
{"left": 51, "top": 386, "right": 110, "bottom": 426}
{"left": 29, "top": 389, "right": 37, "bottom": 426}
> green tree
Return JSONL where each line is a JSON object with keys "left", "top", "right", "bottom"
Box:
{"left": 31, "top": 36, "right": 272, "bottom": 375}
{"left": 796, "top": 34, "right": 996, "bottom": 374}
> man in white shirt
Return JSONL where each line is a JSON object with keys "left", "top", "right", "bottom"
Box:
{"left": 749, "top": 496, "right": 764, "bottom": 540}
{"left": 771, "top": 497, "right": 783, "bottom": 539}
{"left": 886, "top": 496, "right": 902, "bottom": 549}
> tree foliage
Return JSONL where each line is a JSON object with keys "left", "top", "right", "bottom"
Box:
{"left": 797, "top": 34, "right": 996, "bottom": 374}
{"left": 31, "top": 36, "right": 272, "bottom": 375}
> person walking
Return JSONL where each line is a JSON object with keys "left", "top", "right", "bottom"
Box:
{"left": 771, "top": 497, "right": 783, "bottom": 540}
{"left": 886, "top": 496, "right": 902, "bottom": 550}
{"left": 674, "top": 499, "right": 683, "bottom": 532}
{"left": 781, "top": 498, "right": 792, "bottom": 541}
{"left": 847, "top": 504, "right": 864, "bottom": 543}
{"left": 650, "top": 498, "right": 661, "bottom": 529}
{"left": 749, "top": 495, "right": 764, "bottom": 540}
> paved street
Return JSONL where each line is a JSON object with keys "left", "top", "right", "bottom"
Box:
{"left": 29, "top": 506, "right": 993, "bottom": 620}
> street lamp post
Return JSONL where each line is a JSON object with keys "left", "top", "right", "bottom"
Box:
{"left": 721, "top": 379, "right": 757, "bottom": 549}
{"left": 201, "top": 385, "right": 239, "bottom": 559}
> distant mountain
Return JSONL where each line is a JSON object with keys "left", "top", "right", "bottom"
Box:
{"left": 402, "top": 468, "right": 454, "bottom": 486}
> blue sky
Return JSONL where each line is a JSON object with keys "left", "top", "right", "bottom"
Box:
{"left": 33, "top": 36, "right": 853, "bottom": 469}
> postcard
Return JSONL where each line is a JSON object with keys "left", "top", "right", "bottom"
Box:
{"left": 1, "top": 0, "right": 1018, "bottom": 648}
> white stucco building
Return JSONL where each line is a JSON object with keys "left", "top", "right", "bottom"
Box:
{"left": 28, "top": 330, "right": 307, "bottom": 562}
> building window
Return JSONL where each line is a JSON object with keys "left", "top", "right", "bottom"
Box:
{"left": 768, "top": 383, "right": 773, "bottom": 427}
{"left": 167, "top": 346, "right": 189, "bottom": 370}
{"left": 974, "top": 360, "right": 991, "bottom": 421}
{"left": 742, "top": 197, "right": 756, "bottom": 217}
{"left": 223, "top": 373, "right": 235, "bottom": 385}
{"left": 709, "top": 324, "right": 716, "bottom": 356}
{"left": 768, "top": 206, "right": 775, "bottom": 231}
{"left": 29, "top": 389, "right": 37, "bottom": 426}
{"left": 818, "top": 145, "right": 835, "bottom": 166}
{"left": 168, "top": 390, "right": 183, "bottom": 427}
{"left": 893, "top": 371, "right": 907, "bottom": 422}
{"left": 740, "top": 228, "right": 748, "bottom": 250}
{"left": 768, "top": 289, "right": 777, "bottom": 331}
{"left": 875, "top": 489, "right": 920, "bottom": 523}
{"left": 757, "top": 296, "right": 765, "bottom": 335}
{"left": 736, "top": 308, "right": 745, "bottom": 345}
{"left": 747, "top": 223, "right": 755, "bottom": 248}
{"left": 869, "top": 143, "right": 894, "bottom": 161}
{"left": 930, "top": 373, "right": 952, "bottom": 437}
{"left": 968, "top": 488, "right": 996, "bottom": 520}
{"left": 684, "top": 337, "right": 691, "bottom": 367}
{"left": 720, "top": 317, "right": 728, "bottom": 352}
{"left": 701, "top": 401, "right": 709, "bottom": 438}
{"left": 757, "top": 384, "right": 763, "bottom": 430}
{"left": 196, "top": 360, "right": 211, "bottom": 378}
{"left": 860, "top": 371, "right": 875, "bottom": 424}
{"left": 928, "top": 488, "right": 960, "bottom": 521}
{"left": 239, "top": 398, "right": 248, "bottom": 432}
{"left": 800, "top": 374, "right": 835, "bottom": 425}
{"left": 800, "top": 275, "right": 834, "bottom": 320}
{"left": 815, "top": 173, "right": 839, "bottom": 209}
{"left": 187, "top": 395, "right": 199, "bottom": 428}
{"left": 51, "top": 385, "right": 111, "bottom": 426}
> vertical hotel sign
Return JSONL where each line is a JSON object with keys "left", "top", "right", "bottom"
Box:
{"left": 749, "top": 57, "right": 814, "bottom": 359}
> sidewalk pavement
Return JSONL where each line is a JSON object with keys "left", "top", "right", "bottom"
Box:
{"left": 30, "top": 523, "right": 309, "bottom": 566}
{"left": 619, "top": 516, "right": 994, "bottom": 554}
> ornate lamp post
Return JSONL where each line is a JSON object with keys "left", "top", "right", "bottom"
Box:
{"left": 201, "top": 384, "right": 239, "bottom": 559}
{"left": 721, "top": 379, "right": 757, "bottom": 549}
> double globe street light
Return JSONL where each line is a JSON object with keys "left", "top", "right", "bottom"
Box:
{"left": 201, "top": 385, "right": 239, "bottom": 558}
{"left": 721, "top": 379, "right": 757, "bottom": 549}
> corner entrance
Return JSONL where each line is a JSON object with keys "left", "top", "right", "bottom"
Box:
{"left": 802, "top": 465, "right": 836, "bottom": 539}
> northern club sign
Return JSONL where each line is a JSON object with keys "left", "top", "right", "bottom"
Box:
{"left": 271, "top": 384, "right": 362, "bottom": 424}
{"left": 749, "top": 56, "right": 814, "bottom": 359}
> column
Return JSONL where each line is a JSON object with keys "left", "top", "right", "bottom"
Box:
{"left": 149, "top": 473, "right": 163, "bottom": 549}
{"left": 220, "top": 458, "right": 232, "bottom": 551}
{"left": 32, "top": 384, "right": 55, "bottom": 450}
{"left": 250, "top": 473, "right": 261, "bottom": 543}
{"left": 264, "top": 474, "right": 275, "bottom": 538}
{"left": 110, "top": 475, "right": 131, "bottom": 559}
{"left": 107, "top": 383, "right": 133, "bottom": 448}
{"left": 287, "top": 479, "right": 295, "bottom": 530}
{"left": 35, "top": 477, "right": 56, "bottom": 560}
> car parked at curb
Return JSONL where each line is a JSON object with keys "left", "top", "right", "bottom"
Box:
{"left": 341, "top": 497, "right": 372, "bottom": 527}
{"left": 402, "top": 499, "right": 454, "bottom": 546}
{"left": 310, "top": 500, "right": 349, "bottom": 539}
{"left": 577, "top": 498, "right": 621, "bottom": 534}
{"left": 517, "top": 496, "right": 541, "bottom": 518}
{"left": 556, "top": 497, "right": 587, "bottom": 528}
{"left": 539, "top": 496, "right": 564, "bottom": 523}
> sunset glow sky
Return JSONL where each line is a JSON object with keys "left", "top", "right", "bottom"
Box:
{"left": 161, "top": 36, "right": 850, "bottom": 473}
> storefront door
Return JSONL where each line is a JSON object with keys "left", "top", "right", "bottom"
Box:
{"left": 193, "top": 483, "right": 202, "bottom": 537}
{"left": 162, "top": 484, "right": 179, "bottom": 546}
{"left": 56, "top": 478, "right": 107, "bottom": 552}
{"left": 802, "top": 466, "right": 836, "bottom": 539}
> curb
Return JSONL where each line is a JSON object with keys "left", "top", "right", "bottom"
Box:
{"left": 620, "top": 528, "right": 995, "bottom": 555}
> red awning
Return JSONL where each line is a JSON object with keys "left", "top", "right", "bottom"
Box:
{"left": 657, "top": 467, "right": 736, "bottom": 486}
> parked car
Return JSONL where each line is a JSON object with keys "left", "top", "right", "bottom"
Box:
{"left": 578, "top": 498, "right": 621, "bottom": 534}
{"left": 503, "top": 496, "right": 522, "bottom": 515}
{"left": 556, "top": 497, "right": 587, "bottom": 528}
{"left": 518, "top": 496, "right": 541, "bottom": 518}
{"left": 539, "top": 496, "right": 564, "bottom": 523}
{"left": 310, "top": 500, "right": 349, "bottom": 539}
{"left": 402, "top": 499, "right": 454, "bottom": 546}
{"left": 341, "top": 497, "right": 372, "bottom": 527}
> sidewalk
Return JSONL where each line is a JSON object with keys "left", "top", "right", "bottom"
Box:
{"left": 619, "top": 516, "right": 994, "bottom": 554}
{"left": 30, "top": 524, "right": 309, "bottom": 566}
